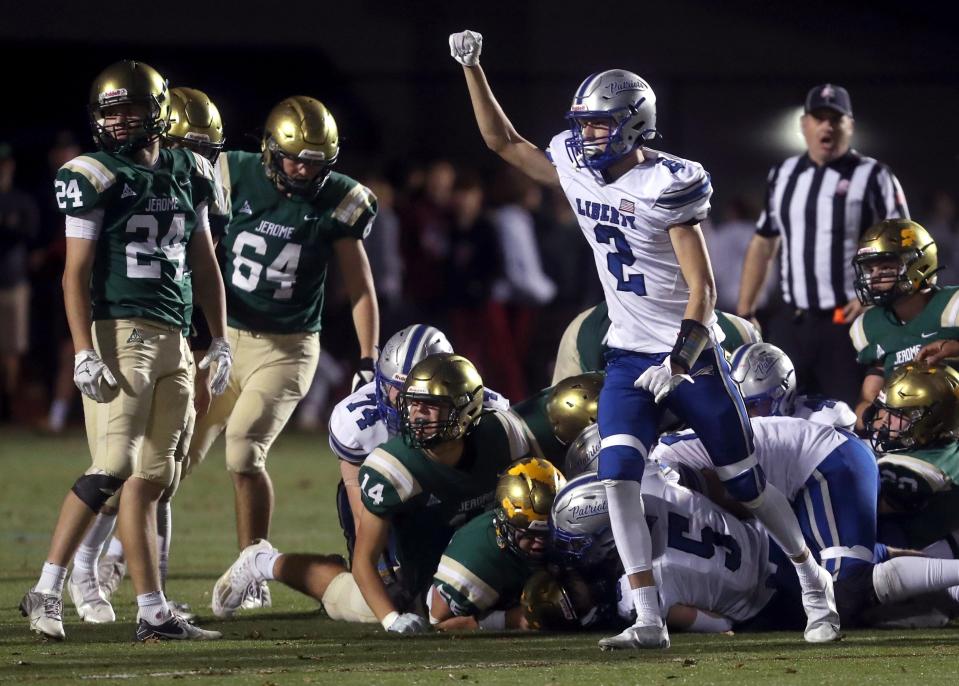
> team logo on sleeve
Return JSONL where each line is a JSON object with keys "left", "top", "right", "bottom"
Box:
{"left": 238, "top": 200, "right": 253, "bottom": 215}
{"left": 121, "top": 184, "right": 137, "bottom": 199}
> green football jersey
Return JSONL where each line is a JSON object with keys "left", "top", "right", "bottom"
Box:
{"left": 358, "top": 410, "right": 530, "bottom": 595}
{"left": 433, "top": 511, "right": 534, "bottom": 617}
{"left": 55, "top": 149, "right": 225, "bottom": 331}
{"left": 574, "top": 302, "right": 760, "bottom": 372}
{"left": 510, "top": 388, "right": 565, "bottom": 464}
{"left": 850, "top": 287, "right": 959, "bottom": 374}
{"left": 218, "top": 151, "right": 377, "bottom": 333}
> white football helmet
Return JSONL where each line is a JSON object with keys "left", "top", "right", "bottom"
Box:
{"left": 565, "top": 69, "right": 657, "bottom": 170}
{"left": 549, "top": 473, "right": 617, "bottom": 569}
{"left": 729, "top": 343, "right": 797, "bottom": 417}
{"left": 375, "top": 324, "right": 453, "bottom": 432}
{"left": 564, "top": 424, "right": 601, "bottom": 479}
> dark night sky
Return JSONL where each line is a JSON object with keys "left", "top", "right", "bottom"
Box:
{"left": 2, "top": 0, "right": 957, "bottom": 216}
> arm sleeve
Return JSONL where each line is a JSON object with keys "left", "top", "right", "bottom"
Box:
{"left": 64, "top": 208, "right": 105, "bottom": 241}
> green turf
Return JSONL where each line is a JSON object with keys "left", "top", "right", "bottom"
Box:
{"left": 2, "top": 427, "right": 958, "bottom": 684}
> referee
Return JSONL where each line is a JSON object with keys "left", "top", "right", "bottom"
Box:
{"left": 737, "top": 84, "right": 909, "bottom": 405}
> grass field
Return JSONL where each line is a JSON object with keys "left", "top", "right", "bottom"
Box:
{"left": 2, "top": 428, "right": 959, "bottom": 685}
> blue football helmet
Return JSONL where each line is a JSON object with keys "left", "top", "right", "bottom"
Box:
{"left": 374, "top": 324, "right": 453, "bottom": 433}
{"left": 565, "top": 69, "right": 657, "bottom": 171}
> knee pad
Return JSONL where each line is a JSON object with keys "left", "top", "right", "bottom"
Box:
{"left": 225, "top": 439, "right": 267, "bottom": 474}
{"left": 721, "top": 464, "right": 767, "bottom": 503}
{"left": 161, "top": 461, "right": 182, "bottom": 503}
{"left": 321, "top": 572, "right": 378, "bottom": 623}
{"left": 335, "top": 480, "right": 357, "bottom": 562}
{"left": 72, "top": 473, "right": 126, "bottom": 514}
{"left": 597, "top": 444, "right": 646, "bottom": 482}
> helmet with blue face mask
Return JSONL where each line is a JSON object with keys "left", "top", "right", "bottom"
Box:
{"left": 549, "top": 472, "right": 617, "bottom": 569}
{"left": 729, "top": 343, "right": 797, "bottom": 417}
{"left": 565, "top": 69, "right": 657, "bottom": 171}
{"left": 375, "top": 324, "right": 453, "bottom": 433}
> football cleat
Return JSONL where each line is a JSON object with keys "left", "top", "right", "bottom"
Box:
{"left": 212, "top": 539, "right": 274, "bottom": 618}
{"left": 135, "top": 612, "right": 221, "bottom": 641}
{"left": 97, "top": 553, "right": 126, "bottom": 600}
{"left": 802, "top": 565, "right": 842, "bottom": 643}
{"left": 68, "top": 571, "right": 116, "bottom": 623}
{"left": 599, "top": 621, "right": 670, "bottom": 651}
{"left": 240, "top": 580, "right": 272, "bottom": 610}
{"left": 19, "top": 590, "right": 66, "bottom": 640}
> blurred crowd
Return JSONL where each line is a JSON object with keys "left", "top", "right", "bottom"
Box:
{"left": 2, "top": 133, "right": 957, "bottom": 431}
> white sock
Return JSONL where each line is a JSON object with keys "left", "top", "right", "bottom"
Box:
{"left": 793, "top": 552, "right": 825, "bottom": 591}
{"left": 253, "top": 548, "right": 281, "bottom": 581}
{"left": 743, "top": 483, "right": 807, "bottom": 557}
{"left": 873, "top": 556, "right": 959, "bottom": 604}
{"left": 106, "top": 535, "right": 124, "bottom": 560}
{"left": 36, "top": 562, "right": 67, "bottom": 596}
{"left": 48, "top": 399, "right": 69, "bottom": 431}
{"left": 137, "top": 590, "right": 172, "bottom": 625}
{"left": 73, "top": 512, "right": 117, "bottom": 576}
{"left": 629, "top": 586, "right": 663, "bottom": 627}
{"left": 157, "top": 500, "right": 171, "bottom": 589}
{"left": 949, "top": 586, "right": 959, "bottom": 605}
{"left": 604, "top": 480, "right": 653, "bottom": 573}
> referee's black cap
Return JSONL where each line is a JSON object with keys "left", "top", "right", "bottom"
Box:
{"left": 804, "top": 84, "right": 853, "bottom": 117}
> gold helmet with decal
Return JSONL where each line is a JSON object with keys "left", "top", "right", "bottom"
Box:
{"left": 521, "top": 569, "right": 595, "bottom": 631}
{"left": 165, "top": 87, "right": 225, "bottom": 163}
{"left": 853, "top": 219, "right": 938, "bottom": 306}
{"left": 867, "top": 362, "right": 959, "bottom": 452}
{"left": 261, "top": 95, "right": 339, "bottom": 198}
{"left": 400, "top": 353, "right": 484, "bottom": 448}
{"left": 88, "top": 60, "right": 171, "bottom": 154}
{"left": 494, "top": 457, "right": 566, "bottom": 559}
{"left": 546, "top": 372, "right": 603, "bottom": 445}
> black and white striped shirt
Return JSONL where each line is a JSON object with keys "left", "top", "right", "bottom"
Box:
{"left": 756, "top": 150, "right": 908, "bottom": 310}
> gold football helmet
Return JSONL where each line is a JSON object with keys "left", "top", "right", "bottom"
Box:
{"left": 261, "top": 95, "right": 339, "bottom": 198}
{"left": 88, "top": 60, "right": 171, "bottom": 154}
{"left": 400, "top": 353, "right": 484, "bottom": 448}
{"left": 165, "top": 87, "right": 225, "bottom": 163}
{"left": 521, "top": 569, "right": 594, "bottom": 631}
{"left": 494, "top": 457, "right": 566, "bottom": 559}
{"left": 546, "top": 372, "right": 603, "bottom": 445}
{"left": 867, "top": 362, "right": 959, "bottom": 452}
{"left": 853, "top": 219, "right": 938, "bottom": 306}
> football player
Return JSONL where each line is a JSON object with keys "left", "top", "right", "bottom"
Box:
{"left": 428, "top": 457, "right": 565, "bottom": 630}
{"left": 187, "top": 96, "right": 379, "bottom": 610}
{"left": 510, "top": 372, "right": 602, "bottom": 464}
{"left": 211, "top": 353, "right": 531, "bottom": 631}
{"left": 553, "top": 302, "right": 761, "bottom": 383}
{"left": 729, "top": 343, "right": 857, "bottom": 429}
{"left": 449, "top": 29, "right": 837, "bottom": 648}
{"left": 850, "top": 219, "right": 956, "bottom": 430}
{"left": 328, "top": 324, "right": 509, "bottom": 558}
{"left": 21, "top": 60, "right": 230, "bottom": 642}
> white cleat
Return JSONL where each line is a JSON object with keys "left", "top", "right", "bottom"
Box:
{"left": 97, "top": 553, "right": 126, "bottom": 601}
{"left": 20, "top": 590, "right": 66, "bottom": 640}
{"left": 240, "top": 580, "right": 272, "bottom": 610}
{"left": 802, "top": 565, "right": 842, "bottom": 643}
{"left": 599, "top": 622, "right": 670, "bottom": 651}
{"left": 212, "top": 539, "right": 274, "bottom": 619}
{"left": 68, "top": 571, "right": 116, "bottom": 624}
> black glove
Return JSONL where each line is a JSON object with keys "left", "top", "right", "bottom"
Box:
{"left": 352, "top": 357, "right": 376, "bottom": 392}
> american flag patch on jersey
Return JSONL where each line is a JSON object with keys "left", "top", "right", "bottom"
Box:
{"left": 619, "top": 199, "right": 635, "bottom": 214}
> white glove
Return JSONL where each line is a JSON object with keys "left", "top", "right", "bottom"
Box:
{"left": 198, "top": 337, "right": 233, "bottom": 396}
{"left": 634, "top": 361, "right": 693, "bottom": 404}
{"left": 449, "top": 30, "right": 483, "bottom": 67}
{"left": 73, "top": 349, "right": 118, "bottom": 403}
{"left": 386, "top": 612, "right": 429, "bottom": 634}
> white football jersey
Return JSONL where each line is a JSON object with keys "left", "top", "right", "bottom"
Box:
{"left": 328, "top": 381, "right": 510, "bottom": 465}
{"left": 651, "top": 416, "right": 850, "bottom": 500}
{"left": 791, "top": 395, "right": 857, "bottom": 431}
{"left": 616, "top": 481, "right": 774, "bottom": 623}
{"left": 547, "top": 132, "right": 719, "bottom": 353}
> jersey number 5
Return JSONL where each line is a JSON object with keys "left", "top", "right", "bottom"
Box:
{"left": 667, "top": 512, "right": 742, "bottom": 572}
{"left": 593, "top": 223, "right": 647, "bottom": 296}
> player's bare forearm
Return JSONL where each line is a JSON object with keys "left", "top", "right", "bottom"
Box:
{"left": 670, "top": 223, "right": 716, "bottom": 324}
{"left": 737, "top": 234, "right": 779, "bottom": 316}
{"left": 188, "top": 234, "right": 227, "bottom": 339}
{"left": 352, "top": 509, "right": 397, "bottom": 622}
{"left": 336, "top": 239, "right": 379, "bottom": 358}
{"left": 63, "top": 238, "right": 96, "bottom": 352}
{"left": 462, "top": 66, "right": 560, "bottom": 188}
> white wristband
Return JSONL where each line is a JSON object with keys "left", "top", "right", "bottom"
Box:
{"left": 381, "top": 611, "right": 399, "bottom": 630}
{"left": 478, "top": 610, "right": 506, "bottom": 631}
